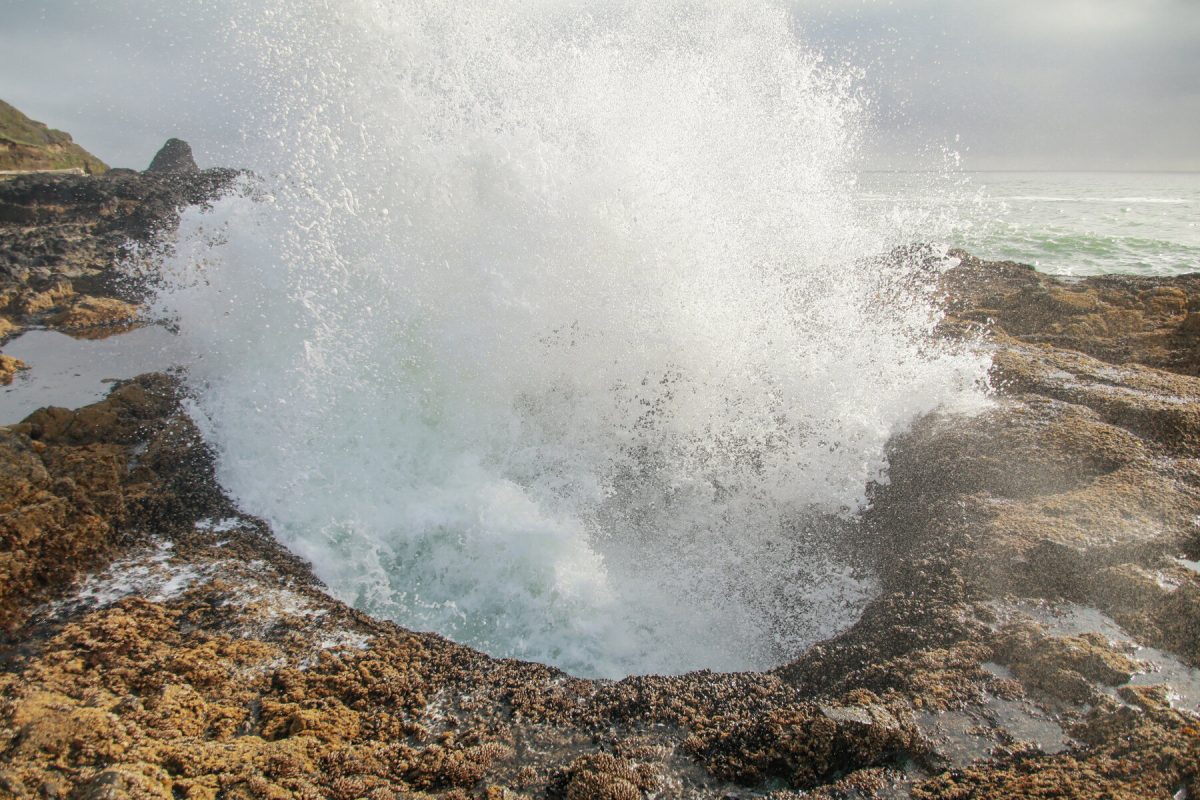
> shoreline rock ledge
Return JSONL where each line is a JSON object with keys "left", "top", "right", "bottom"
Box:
{"left": 1, "top": 142, "right": 238, "bottom": 352}
{"left": 0, "top": 170, "right": 1199, "bottom": 798}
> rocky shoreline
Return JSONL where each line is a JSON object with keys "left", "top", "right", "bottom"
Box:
{"left": 1, "top": 169, "right": 1198, "bottom": 799}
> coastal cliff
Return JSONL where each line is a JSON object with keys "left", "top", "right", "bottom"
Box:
{"left": 0, "top": 101, "right": 108, "bottom": 176}
{"left": 0, "top": 171, "right": 1198, "bottom": 798}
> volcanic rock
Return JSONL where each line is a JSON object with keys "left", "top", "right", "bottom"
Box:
{"left": 0, "top": 354, "right": 26, "bottom": 384}
{"left": 0, "top": 172, "right": 1199, "bottom": 797}
{"left": 46, "top": 295, "right": 140, "bottom": 334}
{"left": 0, "top": 166, "right": 238, "bottom": 344}
{"left": 145, "top": 138, "right": 199, "bottom": 173}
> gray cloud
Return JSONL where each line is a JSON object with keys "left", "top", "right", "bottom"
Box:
{"left": 791, "top": 0, "right": 1200, "bottom": 170}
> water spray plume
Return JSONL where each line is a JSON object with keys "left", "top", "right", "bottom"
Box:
{"left": 148, "top": 0, "right": 991, "bottom": 677}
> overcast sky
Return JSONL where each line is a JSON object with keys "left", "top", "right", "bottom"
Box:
{"left": 1, "top": 0, "right": 1197, "bottom": 171}
{"left": 792, "top": 0, "right": 1200, "bottom": 171}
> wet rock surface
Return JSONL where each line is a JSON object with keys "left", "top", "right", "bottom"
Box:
{"left": 0, "top": 356, "right": 25, "bottom": 386}
{"left": 942, "top": 250, "right": 1200, "bottom": 377}
{"left": 1, "top": 178, "right": 1199, "bottom": 798}
{"left": 0, "top": 168, "right": 238, "bottom": 345}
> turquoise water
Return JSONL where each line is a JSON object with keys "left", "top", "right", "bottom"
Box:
{"left": 862, "top": 171, "right": 1200, "bottom": 277}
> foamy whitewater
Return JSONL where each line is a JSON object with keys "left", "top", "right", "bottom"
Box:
{"left": 861, "top": 171, "right": 1200, "bottom": 278}
{"left": 146, "top": 0, "right": 991, "bottom": 677}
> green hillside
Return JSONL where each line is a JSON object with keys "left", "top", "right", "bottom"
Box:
{"left": 0, "top": 99, "right": 108, "bottom": 174}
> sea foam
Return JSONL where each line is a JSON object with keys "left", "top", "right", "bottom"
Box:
{"left": 148, "top": 0, "right": 990, "bottom": 677}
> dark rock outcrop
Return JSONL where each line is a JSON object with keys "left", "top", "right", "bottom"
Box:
{"left": 145, "top": 138, "right": 199, "bottom": 174}
{"left": 0, "top": 167, "right": 238, "bottom": 344}
{"left": 941, "top": 250, "right": 1200, "bottom": 376}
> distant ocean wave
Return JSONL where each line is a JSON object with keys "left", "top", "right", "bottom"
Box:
{"left": 992, "top": 196, "right": 1190, "bottom": 205}
{"left": 859, "top": 171, "right": 1200, "bottom": 277}
{"left": 970, "top": 229, "right": 1200, "bottom": 276}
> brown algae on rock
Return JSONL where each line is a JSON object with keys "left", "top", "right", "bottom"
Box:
{"left": 1, "top": 170, "right": 1200, "bottom": 796}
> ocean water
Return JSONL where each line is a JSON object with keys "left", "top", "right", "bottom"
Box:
{"left": 863, "top": 171, "right": 1200, "bottom": 277}
{"left": 142, "top": 0, "right": 993, "bottom": 678}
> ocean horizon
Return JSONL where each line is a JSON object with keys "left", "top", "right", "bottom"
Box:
{"left": 859, "top": 170, "right": 1200, "bottom": 277}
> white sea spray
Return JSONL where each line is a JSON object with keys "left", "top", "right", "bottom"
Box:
{"left": 148, "top": 0, "right": 991, "bottom": 677}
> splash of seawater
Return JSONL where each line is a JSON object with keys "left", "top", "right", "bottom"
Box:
{"left": 148, "top": 0, "right": 990, "bottom": 677}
